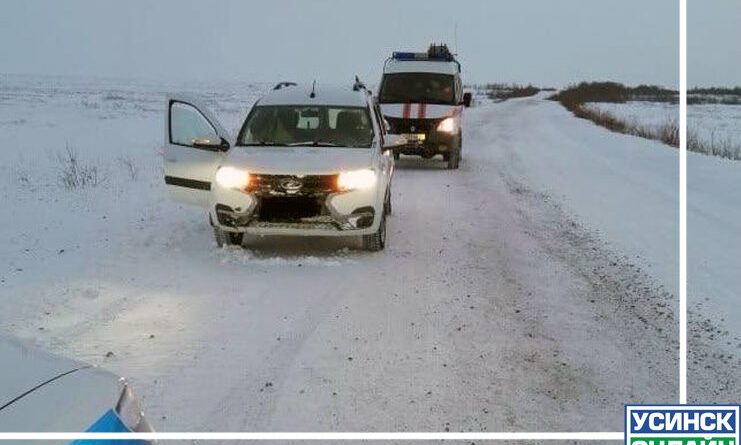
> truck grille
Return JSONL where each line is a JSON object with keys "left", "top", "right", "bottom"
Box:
{"left": 385, "top": 116, "right": 441, "bottom": 134}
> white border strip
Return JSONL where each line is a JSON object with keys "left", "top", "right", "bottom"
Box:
{"left": 0, "top": 0, "right": 689, "bottom": 441}
{"left": 0, "top": 432, "right": 625, "bottom": 441}
{"left": 679, "top": 0, "right": 688, "bottom": 405}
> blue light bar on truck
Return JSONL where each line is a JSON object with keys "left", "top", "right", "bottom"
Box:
{"left": 392, "top": 51, "right": 453, "bottom": 62}
{"left": 392, "top": 52, "right": 427, "bottom": 60}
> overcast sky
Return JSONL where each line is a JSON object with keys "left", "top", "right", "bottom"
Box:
{"left": 0, "top": 0, "right": 709, "bottom": 88}
{"left": 689, "top": 0, "right": 741, "bottom": 87}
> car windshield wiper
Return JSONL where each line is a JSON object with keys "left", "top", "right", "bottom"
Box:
{"left": 286, "top": 141, "right": 342, "bottom": 147}
{"left": 239, "top": 141, "right": 279, "bottom": 146}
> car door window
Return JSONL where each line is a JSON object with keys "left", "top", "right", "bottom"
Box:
{"left": 170, "top": 101, "right": 219, "bottom": 147}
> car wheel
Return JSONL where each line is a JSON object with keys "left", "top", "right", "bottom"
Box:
{"left": 214, "top": 227, "right": 244, "bottom": 248}
{"left": 458, "top": 131, "right": 463, "bottom": 160}
{"left": 362, "top": 213, "right": 386, "bottom": 251}
{"left": 447, "top": 149, "right": 460, "bottom": 170}
{"left": 384, "top": 188, "right": 392, "bottom": 215}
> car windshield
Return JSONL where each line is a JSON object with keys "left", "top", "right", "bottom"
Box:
{"left": 237, "top": 106, "right": 373, "bottom": 148}
{"left": 379, "top": 73, "right": 455, "bottom": 105}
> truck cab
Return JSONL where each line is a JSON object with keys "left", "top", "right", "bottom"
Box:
{"left": 378, "top": 44, "right": 471, "bottom": 169}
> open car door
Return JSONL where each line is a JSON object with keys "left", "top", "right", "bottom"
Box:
{"left": 164, "top": 95, "right": 231, "bottom": 207}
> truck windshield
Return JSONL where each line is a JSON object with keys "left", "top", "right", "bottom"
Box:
{"left": 379, "top": 73, "right": 455, "bottom": 105}
{"left": 237, "top": 106, "right": 373, "bottom": 148}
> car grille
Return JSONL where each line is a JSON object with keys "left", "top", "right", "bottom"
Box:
{"left": 248, "top": 174, "right": 338, "bottom": 196}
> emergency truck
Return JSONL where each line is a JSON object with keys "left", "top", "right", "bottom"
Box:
{"left": 378, "top": 44, "right": 471, "bottom": 169}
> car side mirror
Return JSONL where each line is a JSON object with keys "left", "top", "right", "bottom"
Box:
{"left": 383, "top": 134, "right": 406, "bottom": 151}
{"left": 192, "top": 137, "right": 230, "bottom": 152}
{"left": 462, "top": 92, "right": 472, "bottom": 108}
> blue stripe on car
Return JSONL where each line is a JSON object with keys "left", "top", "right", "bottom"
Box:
{"left": 70, "top": 409, "right": 149, "bottom": 445}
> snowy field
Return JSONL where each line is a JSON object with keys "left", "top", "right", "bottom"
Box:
{"left": 0, "top": 76, "right": 737, "bottom": 432}
{"left": 584, "top": 100, "right": 741, "bottom": 152}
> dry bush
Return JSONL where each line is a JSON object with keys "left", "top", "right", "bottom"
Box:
{"left": 56, "top": 144, "right": 101, "bottom": 189}
{"left": 688, "top": 128, "right": 741, "bottom": 160}
{"left": 117, "top": 155, "right": 139, "bottom": 180}
{"left": 486, "top": 83, "right": 541, "bottom": 101}
{"left": 550, "top": 82, "right": 677, "bottom": 108}
{"left": 573, "top": 105, "right": 741, "bottom": 159}
{"left": 573, "top": 105, "right": 680, "bottom": 147}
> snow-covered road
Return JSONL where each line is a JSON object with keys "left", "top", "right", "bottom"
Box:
{"left": 0, "top": 79, "right": 736, "bottom": 432}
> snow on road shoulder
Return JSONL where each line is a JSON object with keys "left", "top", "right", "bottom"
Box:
{"left": 476, "top": 95, "right": 738, "bottom": 400}
{"left": 475, "top": 95, "right": 679, "bottom": 296}
{"left": 686, "top": 151, "right": 741, "bottom": 400}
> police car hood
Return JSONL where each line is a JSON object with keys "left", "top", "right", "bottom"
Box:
{"left": 0, "top": 336, "right": 86, "bottom": 408}
{"left": 226, "top": 146, "right": 374, "bottom": 175}
{"left": 0, "top": 336, "right": 120, "bottom": 433}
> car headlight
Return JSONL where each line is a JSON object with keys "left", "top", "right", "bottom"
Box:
{"left": 436, "top": 117, "right": 457, "bottom": 133}
{"left": 215, "top": 166, "right": 250, "bottom": 190}
{"left": 337, "top": 169, "right": 377, "bottom": 191}
{"left": 116, "top": 379, "right": 154, "bottom": 433}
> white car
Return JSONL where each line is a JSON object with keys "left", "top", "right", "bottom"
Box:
{"left": 163, "top": 81, "right": 398, "bottom": 251}
{"left": 0, "top": 336, "right": 154, "bottom": 441}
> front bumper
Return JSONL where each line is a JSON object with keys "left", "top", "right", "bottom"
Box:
{"left": 209, "top": 174, "right": 381, "bottom": 236}
{"left": 385, "top": 116, "right": 459, "bottom": 157}
{"left": 395, "top": 131, "right": 458, "bottom": 156}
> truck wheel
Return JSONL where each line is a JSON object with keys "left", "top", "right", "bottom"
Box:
{"left": 447, "top": 149, "right": 460, "bottom": 170}
{"left": 362, "top": 214, "right": 386, "bottom": 251}
{"left": 214, "top": 227, "right": 244, "bottom": 247}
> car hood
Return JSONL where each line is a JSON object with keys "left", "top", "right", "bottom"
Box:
{"left": 0, "top": 337, "right": 121, "bottom": 434}
{"left": 225, "top": 146, "right": 374, "bottom": 175}
{"left": 0, "top": 336, "right": 86, "bottom": 408}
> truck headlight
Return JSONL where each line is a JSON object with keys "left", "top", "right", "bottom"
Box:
{"left": 215, "top": 166, "right": 250, "bottom": 190}
{"left": 337, "top": 169, "right": 376, "bottom": 191}
{"left": 436, "top": 117, "right": 457, "bottom": 133}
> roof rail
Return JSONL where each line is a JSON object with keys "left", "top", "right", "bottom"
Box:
{"left": 273, "top": 81, "right": 297, "bottom": 91}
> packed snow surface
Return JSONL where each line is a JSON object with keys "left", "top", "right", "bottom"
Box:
{"left": 0, "top": 76, "right": 737, "bottom": 432}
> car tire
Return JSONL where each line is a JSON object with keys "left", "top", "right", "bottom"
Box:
{"left": 362, "top": 213, "right": 386, "bottom": 251}
{"left": 458, "top": 131, "right": 463, "bottom": 160}
{"left": 384, "top": 188, "right": 392, "bottom": 215}
{"left": 214, "top": 227, "right": 244, "bottom": 248}
{"left": 447, "top": 149, "right": 460, "bottom": 170}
